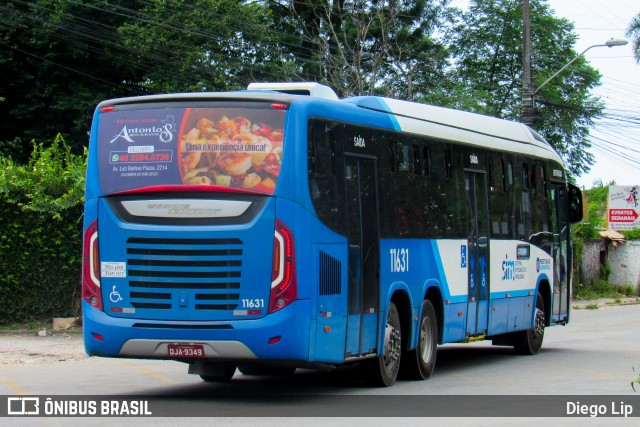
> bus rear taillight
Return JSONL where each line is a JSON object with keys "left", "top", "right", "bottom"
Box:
{"left": 82, "top": 221, "right": 103, "bottom": 311}
{"left": 269, "top": 219, "right": 297, "bottom": 314}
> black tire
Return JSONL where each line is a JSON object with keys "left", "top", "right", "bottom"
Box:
{"left": 362, "top": 302, "right": 402, "bottom": 387}
{"left": 400, "top": 299, "right": 437, "bottom": 380}
{"left": 514, "top": 292, "right": 545, "bottom": 355}
{"left": 200, "top": 364, "right": 237, "bottom": 382}
{"left": 238, "top": 365, "right": 296, "bottom": 376}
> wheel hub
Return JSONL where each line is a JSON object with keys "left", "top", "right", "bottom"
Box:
{"left": 384, "top": 322, "right": 401, "bottom": 366}
{"left": 419, "top": 317, "right": 433, "bottom": 363}
{"left": 534, "top": 307, "right": 545, "bottom": 337}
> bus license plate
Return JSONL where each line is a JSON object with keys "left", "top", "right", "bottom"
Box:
{"left": 167, "top": 344, "right": 205, "bottom": 358}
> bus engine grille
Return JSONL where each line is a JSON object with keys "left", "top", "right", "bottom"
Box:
{"left": 125, "top": 237, "right": 243, "bottom": 311}
{"left": 319, "top": 251, "right": 342, "bottom": 296}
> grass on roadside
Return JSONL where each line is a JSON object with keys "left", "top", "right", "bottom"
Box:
{"left": 0, "top": 319, "right": 48, "bottom": 332}
{"left": 573, "top": 279, "right": 637, "bottom": 301}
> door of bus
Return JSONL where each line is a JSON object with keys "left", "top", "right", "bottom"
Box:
{"left": 344, "top": 155, "right": 380, "bottom": 358}
{"left": 465, "top": 171, "right": 490, "bottom": 335}
{"left": 550, "top": 184, "right": 570, "bottom": 323}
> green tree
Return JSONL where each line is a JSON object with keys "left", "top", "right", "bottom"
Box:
{"left": 117, "top": 0, "right": 282, "bottom": 93}
{"left": 0, "top": 0, "right": 279, "bottom": 160}
{"left": 627, "top": 12, "right": 640, "bottom": 63}
{"left": 0, "top": 1, "right": 146, "bottom": 160}
{"left": 445, "top": 0, "right": 603, "bottom": 177}
{"left": 267, "top": 0, "right": 450, "bottom": 100}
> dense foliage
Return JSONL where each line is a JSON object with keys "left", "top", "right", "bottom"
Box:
{"left": 0, "top": 137, "right": 85, "bottom": 322}
{"left": 269, "top": 0, "right": 450, "bottom": 100}
{"left": 628, "top": 11, "right": 640, "bottom": 63}
{"left": 0, "top": 201, "right": 83, "bottom": 322}
{"left": 1, "top": 135, "right": 85, "bottom": 217}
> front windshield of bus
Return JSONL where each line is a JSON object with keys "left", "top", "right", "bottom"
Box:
{"left": 97, "top": 102, "right": 286, "bottom": 195}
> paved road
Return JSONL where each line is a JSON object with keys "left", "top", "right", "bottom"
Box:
{"left": 1, "top": 303, "right": 639, "bottom": 425}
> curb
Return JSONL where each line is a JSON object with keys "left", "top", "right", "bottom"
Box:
{"left": 572, "top": 297, "right": 640, "bottom": 310}
{"left": 0, "top": 327, "right": 83, "bottom": 337}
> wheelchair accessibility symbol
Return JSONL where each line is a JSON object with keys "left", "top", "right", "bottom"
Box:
{"left": 110, "top": 285, "right": 123, "bottom": 303}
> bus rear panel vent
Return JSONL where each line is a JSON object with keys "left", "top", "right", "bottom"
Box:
{"left": 319, "top": 251, "right": 341, "bottom": 296}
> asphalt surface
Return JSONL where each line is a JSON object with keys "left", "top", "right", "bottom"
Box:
{"left": 0, "top": 297, "right": 637, "bottom": 368}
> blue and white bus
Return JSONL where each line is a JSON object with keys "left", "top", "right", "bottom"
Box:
{"left": 82, "top": 82, "right": 583, "bottom": 386}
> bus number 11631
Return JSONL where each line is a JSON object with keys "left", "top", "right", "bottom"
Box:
{"left": 390, "top": 248, "right": 409, "bottom": 273}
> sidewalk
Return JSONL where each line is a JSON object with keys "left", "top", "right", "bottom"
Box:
{"left": 571, "top": 296, "right": 640, "bottom": 309}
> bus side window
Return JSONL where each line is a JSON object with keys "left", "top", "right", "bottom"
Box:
{"left": 522, "top": 163, "right": 530, "bottom": 190}
{"left": 530, "top": 163, "right": 537, "bottom": 194}
{"left": 309, "top": 126, "right": 318, "bottom": 175}
{"left": 500, "top": 158, "right": 506, "bottom": 193}
{"left": 444, "top": 145, "right": 452, "bottom": 179}
{"left": 487, "top": 156, "right": 495, "bottom": 191}
{"left": 413, "top": 143, "right": 421, "bottom": 175}
{"left": 307, "top": 120, "right": 344, "bottom": 234}
{"left": 388, "top": 139, "right": 397, "bottom": 173}
{"left": 423, "top": 146, "right": 431, "bottom": 177}
{"left": 398, "top": 143, "right": 412, "bottom": 174}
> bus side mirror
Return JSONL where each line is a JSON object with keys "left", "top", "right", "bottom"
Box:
{"left": 568, "top": 183, "right": 583, "bottom": 224}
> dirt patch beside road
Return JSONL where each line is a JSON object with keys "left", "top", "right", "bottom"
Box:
{"left": 0, "top": 329, "right": 86, "bottom": 366}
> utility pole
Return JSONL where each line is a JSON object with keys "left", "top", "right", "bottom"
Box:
{"left": 522, "top": 0, "right": 534, "bottom": 127}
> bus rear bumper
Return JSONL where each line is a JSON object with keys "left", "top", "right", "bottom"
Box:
{"left": 119, "top": 339, "right": 257, "bottom": 359}
{"left": 82, "top": 299, "right": 310, "bottom": 362}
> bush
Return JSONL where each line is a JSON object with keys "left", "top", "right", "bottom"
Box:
{"left": 621, "top": 229, "right": 640, "bottom": 241}
{"left": 0, "top": 135, "right": 85, "bottom": 218}
{"left": 618, "top": 285, "right": 636, "bottom": 297}
{"left": 0, "top": 136, "right": 86, "bottom": 323}
{"left": 0, "top": 202, "right": 83, "bottom": 321}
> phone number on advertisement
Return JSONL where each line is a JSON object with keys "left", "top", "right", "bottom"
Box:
{"left": 110, "top": 151, "right": 172, "bottom": 163}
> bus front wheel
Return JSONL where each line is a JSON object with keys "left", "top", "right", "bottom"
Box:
{"left": 362, "top": 301, "right": 402, "bottom": 387}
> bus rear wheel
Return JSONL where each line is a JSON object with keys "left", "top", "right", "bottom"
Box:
{"left": 514, "top": 292, "right": 545, "bottom": 355}
{"left": 362, "top": 301, "right": 402, "bottom": 387}
{"left": 197, "top": 364, "right": 237, "bottom": 382}
{"left": 401, "top": 299, "right": 437, "bottom": 380}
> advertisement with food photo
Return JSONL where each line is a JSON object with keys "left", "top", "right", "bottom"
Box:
{"left": 97, "top": 105, "right": 285, "bottom": 195}
{"left": 179, "top": 109, "right": 284, "bottom": 194}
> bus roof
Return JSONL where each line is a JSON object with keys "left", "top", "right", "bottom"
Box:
{"left": 95, "top": 91, "right": 298, "bottom": 109}
{"left": 243, "top": 82, "right": 562, "bottom": 165}
{"left": 96, "top": 83, "right": 564, "bottom": 166}
{"left": 344, "top": 96, "right": 563, "bottom": 165}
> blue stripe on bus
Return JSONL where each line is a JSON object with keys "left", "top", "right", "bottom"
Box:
{"left": 343, "top": 97, "right": 401, "bottom": 131}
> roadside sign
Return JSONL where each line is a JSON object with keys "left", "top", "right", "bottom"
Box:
{"left": 608, "top": 185, "right": 640, "bottom": 230}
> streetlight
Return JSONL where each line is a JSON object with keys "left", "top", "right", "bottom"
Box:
{"left": 533, "top": 38, "right": 628, "bottom": 96}
{"left": 522, "top": 38, "right": 628, "bottom": 126}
